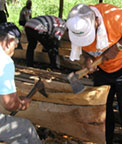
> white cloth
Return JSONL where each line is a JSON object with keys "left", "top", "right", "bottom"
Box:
{"left": 90, "top": 6, "right": 109, "bottom": 50}
{"left": 70, "top": 43, "right": 82, "bottom": 61}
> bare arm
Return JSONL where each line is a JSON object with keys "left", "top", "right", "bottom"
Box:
{"left": 82, "top": 38, "right": 122, "bottom": 71}
{"left": 81, "top": 50, "right": 96, "bottom": 73}
{"left": 0, "top": 92, "right": 31, "bottom": 112}
{"left": 102, "top": 39, "right": 122, "bottom": 61}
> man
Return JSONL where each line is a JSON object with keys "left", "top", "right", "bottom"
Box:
{"left": 0, "top": 0, "right": 9, "bottom": 23}
{"left": 25, "top": 15, "right": 66, "bottom": 69}
{"left": 66, "top": 3, "right": 122, "bottom": 144}
{"left": 19, "top": 0, "right": 32, "bottom": 26}
{"left": 0, "top": 22, "right": 42, "bottom": 144}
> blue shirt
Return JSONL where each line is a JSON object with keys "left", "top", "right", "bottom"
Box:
{"left": 0, "top": 46, "right": 16, "bottom": 94}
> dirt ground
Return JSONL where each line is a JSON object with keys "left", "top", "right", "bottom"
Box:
{"left": 13, "top": 58, "right": 122, "bottom": 144}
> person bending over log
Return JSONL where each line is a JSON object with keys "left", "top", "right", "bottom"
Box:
{"left": 0, "top": 22, "right": 42, "bottom": 144}
{"left": 25, "top": 15, "right": 67, "bottom": 69}
{"left": 66, "top": 3, "right": 122, "bottom": 144}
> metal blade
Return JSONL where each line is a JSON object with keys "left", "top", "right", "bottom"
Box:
{"left": 67, "top": 72, "right": 86, "bottom": 94}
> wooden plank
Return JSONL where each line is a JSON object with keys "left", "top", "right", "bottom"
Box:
{"left": 15, "top": 65, "right": 68, "bottom": 82}
{"left": 14, "top": 65, "right": 110, "bottom": 106}
{"left": 0, "top": 101, "right": 106, "bottom": 144}
{"left": 15, "top": 80, "right": 109, "bottom": 106}
{"left": 15, "top": 64, "right": 93, "bottom": 85}
{"left": 15, "top": 67, "right": 109, "bottom": 105}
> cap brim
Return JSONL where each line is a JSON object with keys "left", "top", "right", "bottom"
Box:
{"left": 68, "top": 24, "right": 95, "bottom": 47}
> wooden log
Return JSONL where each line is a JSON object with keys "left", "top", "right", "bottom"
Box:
{"left": 15, "top": 65, "right": 93, "bottom": 85}
{"left": 14, "top": 65, "right": 110, "bottom": 106}
{"left": 15, "top": 65, "right": 68, "bottom": 82}
{"left": 0, "top": 101, "right": 106, "bottom": 144}
{"left": 0, "top": 65, "right": 109, "bottom": 143}
{"left": 15, "top": 80, "right": 109, "bottom": 106}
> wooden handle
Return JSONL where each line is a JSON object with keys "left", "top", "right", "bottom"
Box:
{"left": 10, "top": 80, "right": 40, "bottom": 116}
{"left": 75, "top": 56, "right": 103, "bottom": 79}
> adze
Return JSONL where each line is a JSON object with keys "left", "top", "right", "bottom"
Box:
{"left": 10, "top": 78, "right": 48, "bottom": 116}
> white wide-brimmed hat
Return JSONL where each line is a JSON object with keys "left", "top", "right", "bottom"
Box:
{"left": 66, "top": 3, "right": 96, "bottom": 47}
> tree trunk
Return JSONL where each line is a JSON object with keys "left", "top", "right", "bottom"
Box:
{"left": 59, "top": 0, "right": 64, "bottom": 18}
{"left": 99, "top": 0, "right": 103, "bottom": 3}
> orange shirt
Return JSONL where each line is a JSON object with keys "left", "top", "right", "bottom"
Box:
{"left": 82, "top": 3, "right": 122, "bottom": 73}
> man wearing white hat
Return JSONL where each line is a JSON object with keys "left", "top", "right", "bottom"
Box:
{"left": 66, "top": 3, "right": 122, "bottom": 144}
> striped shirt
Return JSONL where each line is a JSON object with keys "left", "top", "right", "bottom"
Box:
{"left": 25, "top": 15, "right": 66, "bottom": 40}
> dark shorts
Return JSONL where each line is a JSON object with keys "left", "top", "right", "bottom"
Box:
{"left": 19, "top": 20, "right": 26, "bottom": 26}
{"left": 0, "top": 11, "right": 7, "bottom": 23}
{"left": 93, "top": 67, "right": 122, "bottom": 86}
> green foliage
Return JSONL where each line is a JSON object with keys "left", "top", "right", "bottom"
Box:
{"left": 104, "top": 0, "right": 122, "bottom": 7}
{"left": 63, "top": 0, "right": 99, "bottom": 18}
{"left": 7, "top": 0, "right": 122, "bottom": 31}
